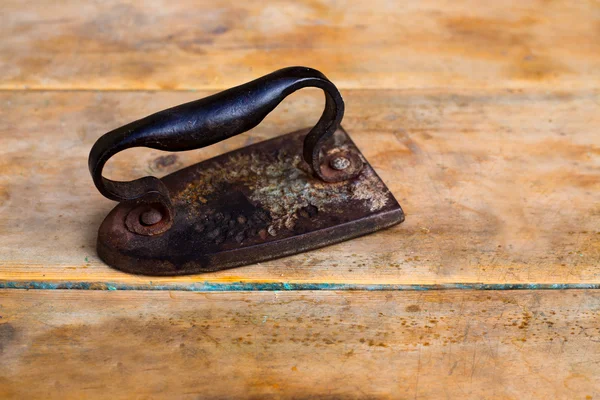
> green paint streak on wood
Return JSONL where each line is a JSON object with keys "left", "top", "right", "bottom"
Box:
{"left": 1, "top": 281, "right": 599, "bottom": 292}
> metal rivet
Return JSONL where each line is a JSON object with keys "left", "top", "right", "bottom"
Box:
{"left": 330, "top": 156, "right": 350, "bottom": 170}
{"left": 140, "top": 209, "right": 163, "bottom": 226}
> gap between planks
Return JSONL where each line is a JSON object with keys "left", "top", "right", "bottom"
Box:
{"left": 2, "top": 281, "right": 600, "bottom": 292}
{"left": 1, "top": 86, "right": 599, "bottom": 93}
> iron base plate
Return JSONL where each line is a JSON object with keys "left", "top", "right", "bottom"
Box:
{"left": 97, "top": 127, "right": 404, "bottom": 275}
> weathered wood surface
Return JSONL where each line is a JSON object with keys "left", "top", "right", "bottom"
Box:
{"left": 2, "top": 0, "right": 600, "bottom": 397}
{"left": 1, "top": 289, "right": 599, "bottom": 399}
{"left": 1, "top": 89, "right": 598, "bottom": 288}
{"left": 2, "top": 0, "right": 600, "bottom": 398}
{"left": 2, "top": 0, "right": 599, "bottom": 90}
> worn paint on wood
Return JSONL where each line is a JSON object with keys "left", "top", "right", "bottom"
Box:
{"left": 0, "top": 289, "right": 599, "bottom": 399}
{"left": 2, "top": 0, "right": 600, "bottom": 90}
{"left": 0, "top": 89, "right": 598, "bottom": 288}
{"left": 4, "top": 281, "right": 600, "bottom": 292}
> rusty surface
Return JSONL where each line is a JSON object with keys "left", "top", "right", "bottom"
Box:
{"left": 98, "top": 127, "right": 404, "bottom": 275}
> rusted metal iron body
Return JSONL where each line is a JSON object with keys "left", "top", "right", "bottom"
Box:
{"left": 90, "top": 67, "right": 404, "bottom": 275}
{"left": 97, "top": 127, "right": 404, "bottom": 275}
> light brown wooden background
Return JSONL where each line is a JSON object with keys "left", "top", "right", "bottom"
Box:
{"left": 1, "top": 0, "right": 599, "bottom": 398}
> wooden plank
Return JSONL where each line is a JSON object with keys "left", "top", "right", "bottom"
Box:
{"left": 2, "top": 0, "right": 599, "bottom": 90}
{"left": 1, "top": 89, "right": 598, "bottom": 288}
{"left": 0, "top": 289, "right": 598, "bottom": 398}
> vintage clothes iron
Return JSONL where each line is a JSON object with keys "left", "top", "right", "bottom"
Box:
{"left": 89, "top": 67, "right": 404, "bottom": 275}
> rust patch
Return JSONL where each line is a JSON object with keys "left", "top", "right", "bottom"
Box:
{"left": 176, "top": 144, "right": 389, "bottom": 236}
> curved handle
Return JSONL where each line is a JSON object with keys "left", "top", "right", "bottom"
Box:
{"left": 89, "top": 66, "right": 347, "bottom": 233}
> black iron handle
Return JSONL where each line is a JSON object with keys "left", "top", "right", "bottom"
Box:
{"left": 89, "top": 66, "right": 346, "bottom": 232}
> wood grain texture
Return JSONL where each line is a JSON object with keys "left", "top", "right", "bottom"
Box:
{"left": 1, "top": 89, "right": 598, "bottom": 288}
{"left": 3, "top": 1, "right": 599, "bottom": 396}
{"left": 2, "top": 0, "right": 599, "bottom": 90}
{"left": 0, "top": 289, "right": 598, "bottom": 399}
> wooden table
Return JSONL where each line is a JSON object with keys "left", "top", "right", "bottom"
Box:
{"left": 1, "top": 1, "right": 599, "bottom": 398}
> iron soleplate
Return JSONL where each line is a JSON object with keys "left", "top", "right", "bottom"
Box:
{"left": 97, "top": 128, "right": 404, "bottom": 275}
